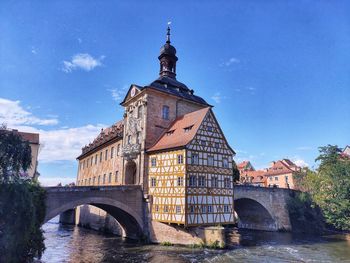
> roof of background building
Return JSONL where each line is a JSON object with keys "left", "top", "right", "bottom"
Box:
{"left": 147, "top": 107, "right": 210, "bottom": 152}
{"left": 241, "top": 170, "right": 267, "bottom": 183}
{"left": 265, "top": 159, "right": 300, "bottom": 176}
{"left": 77, "top": 120, "right": 124, "bottom": 159}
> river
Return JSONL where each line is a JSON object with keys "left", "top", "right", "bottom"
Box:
{"left": 40, "top": 218, "right": 350, "bottom": 263}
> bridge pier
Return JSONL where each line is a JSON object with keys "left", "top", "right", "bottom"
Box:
{"left": 59, "top": 208, "right": 76, "bottom": 225}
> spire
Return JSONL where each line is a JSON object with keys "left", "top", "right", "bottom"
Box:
{"left": 166, "top": 25, "right": 171, "bottom": 44}
{"left": 158, "top": 23, "right": 178, "bottom": 79}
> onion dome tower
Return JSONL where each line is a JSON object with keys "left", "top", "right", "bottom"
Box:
{"left": 158, "top": 26, "right": 178, "bottom": 79}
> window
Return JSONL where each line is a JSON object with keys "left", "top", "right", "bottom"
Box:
{"left": 208, "top": 126, "right": 213, "bottom": 132}
{"left": 91, "top": 157, "right": 93, "bottom": 166}
{"left": 151, "top": 157, "right": 157, "bottom": 167}
{"left": 198, "top": 176, "right": 206, "bottom": 187}
{"left": 285, "top": 176, "right": 289, "bottom": 181}
{"left": 86, "top": 159, "right": 88, "bottom": 168}
{"left": 208, "top": 156, "right": 214, "bottom": 166}
{"left": 211, "top": 177, "right": 218, "bottom": 188}
{"left": 111, "top": 147, "right": 114, "bottom": 158}
{"left": 275, "top": 177, "right": 278, "bottom": 181}
{"left": 269, "top": 177, "right": 273, "bottom": 181}
{"left": 155, "top": 205, "right": 159, "bottom": 212}
{"left": 166, "top": 130, "right": 174, "bottom": 136}
{"left": 201, "top": 140, "right": 206, "bottom": 147}
{"left": 190, "top": 205, "right": 195, "bottom": 213}
{"left": 103, "top": 174, "right": 106, "bottom": 184}
{"left": 164, "top": 205, "right": 169, "bottom": 213}
{"left": 184, "top": 125, "right": 193, "bottom": 133}
{"left": 176, "top": 205, "right": 181, "bottom": 214}
{"left": 95, "top": 154, "right": 97, "bottom": 165}
{"left": 151, "top": 177, "right": 157, "bottom": 187}
{"left": 162, "top": 105, "right": 169, "bottom": 120}
{"left": 136, "top": 132, "right": 141, "bottom": 144}
{"left": 100, "top": 152, "right": 102, "bottom": 162}
{"left": 98, "top": 175, "right": 101, "bottom": 185}
{"left": 137, "top": 105, "right": 143, "bottom": 118}
{"left": 108, "top": 173, "right": 112, "bottom": 183}
{"left": 84, "top": 179, "right": 87, "bottom": 185}
{"left": 93, "top": 176, "right": 96, "bottom": 185}
{"left": 224, "top": 177, "right": 230, "bottom": 188}
{"left": 189, "top": 175, "right": 197, "bottom": 187}
{"left": 177, "top": 176, "right": 184, "bottom": 186}
{"left": 117, "top": 144, "right": 120, "bottom": 156}
{"left": 224, "top": 205, "right": 230, "bottom": 213}
{"left": 201, "top": 205, "right": 207, "bottom": 213}
{"left": 177, "top": 154, "right": 183, "bottom": 164}
{"left": 223, "top": 158, "right": 229, "bottom": 168}
{"left": 83, "top": 160, "right": 85, "bottom": 169}
{"left": 191, "top": 154, "right": 199, "bottom": 165}
{"left": 208, "top": 205, "right": 213, "bottom": 213}
{"left": 105, "top": 149, "right": 108, "bottom": 161}
{"left": 215, "top": 142, "right": 220, "bottom": 149}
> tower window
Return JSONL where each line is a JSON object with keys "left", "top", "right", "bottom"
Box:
{"left": 162, "top": 105, "right": 169, "bottom": 120}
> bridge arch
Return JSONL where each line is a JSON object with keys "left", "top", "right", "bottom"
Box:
{"left": 234, "top": 198, "right": 277, "bottom": 231}
{"left": 44, "top": 186, "right": 145, "bottom": 239}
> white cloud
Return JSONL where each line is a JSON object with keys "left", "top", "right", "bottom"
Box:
{"left": 221, "top": 57, "right": 240, "bottom": 67}
{"left": 1, "top": 97, "right": 106, "bottom": 163}
{"left": 0, "top": 98, "right": 58, "bottom": 126}
{"left": 292, "top": 158, "right": 309, "bottom": 167}
{"left": 62, "top": 53, "right": 104, "bottom": 73}
{"left": 31, "top": 46, "right": 37, "bottom": 54}
{"left": 211, "top": 92, "right": 222, "bottom": 104}
{"left": 108, "top": 85, "right": 128, "bottom": 102}
{"left": 13, "top": 124, "right": 105, "bottom": 163}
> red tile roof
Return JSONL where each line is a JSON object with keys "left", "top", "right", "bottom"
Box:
{"left": 78, "top": 120, "right": 124, "bottom": 159}
{"left": 265, "top": 159, "right": 300, "bottom": 176}
{"left": 237, "top": 161, "right": 249, "bottom": 170}
{"left": 147, "top": 107, "right": 210, "bottom": 152}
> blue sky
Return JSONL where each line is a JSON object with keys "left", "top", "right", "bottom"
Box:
{"left": 1, "top": 1, "right": 349, "bottom": 185}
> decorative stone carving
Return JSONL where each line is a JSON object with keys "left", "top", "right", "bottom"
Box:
{"left": 122, "top": 143, "right": 141, "bottom": 160}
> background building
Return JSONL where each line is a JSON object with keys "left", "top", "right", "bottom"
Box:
{"left": 265, "top": 159, "right": 301, "bottom": 189}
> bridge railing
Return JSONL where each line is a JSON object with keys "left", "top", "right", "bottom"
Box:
{"left": 44, "top": 185, "right": 142, "bottom": 192}
{"left": 233, "top": 184, "right": 299, "bottom": 193}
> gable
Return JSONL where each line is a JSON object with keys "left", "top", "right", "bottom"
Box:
{"left": 187, "top": 109, "right": 235, "bottom": 155}
{"left": 120, "top": 84, "right": 143, "bottom": 105}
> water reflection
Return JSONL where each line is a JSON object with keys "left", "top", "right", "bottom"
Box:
{"left": 41, "top": 218, "right": 350, "bottom": 263}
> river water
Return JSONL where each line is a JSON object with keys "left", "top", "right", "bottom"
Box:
{"left": 40, "top": 218, "right": 350, "bottom": 263}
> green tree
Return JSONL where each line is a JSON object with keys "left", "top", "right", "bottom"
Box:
{"left": 0, "top": 127, "right": 46, "bottom": 262}
{"left": 232, "top": 160, "right": 240, "bottom": 183}
{"left": 302, "top": 145, "right": 350, "bottom": 230}
{"left": 0, "top": 127, "right": 32, "bottom": 182}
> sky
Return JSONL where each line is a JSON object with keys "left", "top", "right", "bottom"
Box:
{"left": 1, "top": 1, "right": 349, "bottom": 186}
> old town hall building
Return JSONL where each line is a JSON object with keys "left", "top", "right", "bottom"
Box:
{"left": 76, "top": 27, "right": 236, "bottom": 227}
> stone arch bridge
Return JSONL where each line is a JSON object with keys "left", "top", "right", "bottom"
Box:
{"left": 233, "top": 185, "right": 294, "bottom": 231}
{"left": 44, "top": 185, "right": 296, "bottom": 241}
{"left": 44, "top": 185, "right": 146, "bottom": 239}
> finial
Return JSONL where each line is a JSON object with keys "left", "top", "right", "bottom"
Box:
{"left": 166, "top": 21, "right": 171, "bottom": 44}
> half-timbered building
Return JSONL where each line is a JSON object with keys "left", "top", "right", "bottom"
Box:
{"left": 75, "top": 26, "right": 236, "bottom": 231}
